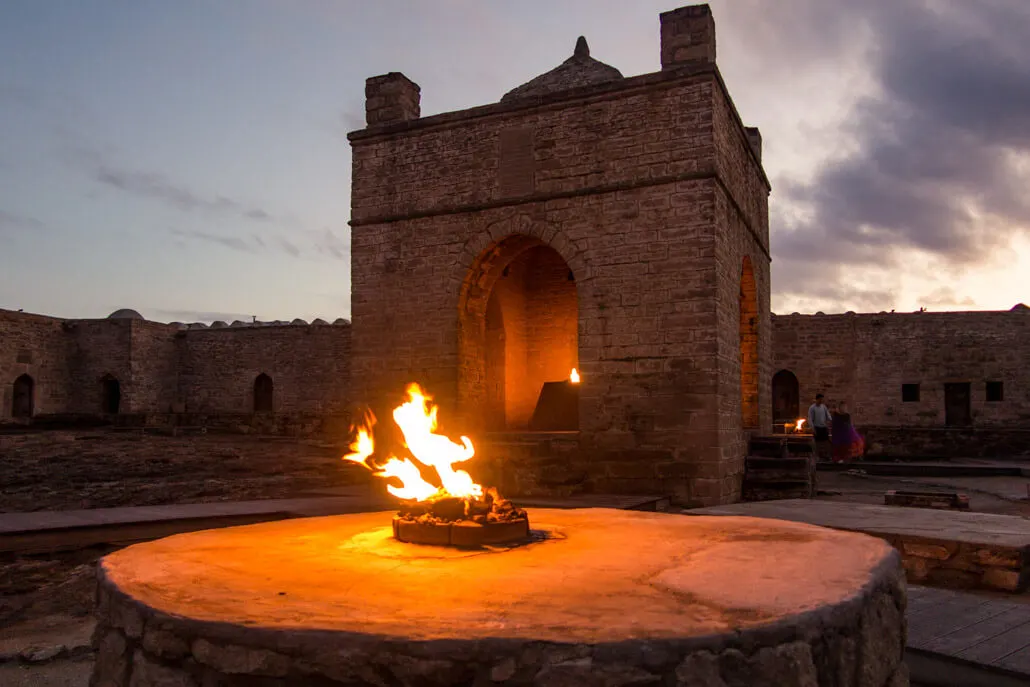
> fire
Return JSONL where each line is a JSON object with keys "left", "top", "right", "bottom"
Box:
{"left": 569, "top": 368, "right": 580, "bottom": 384}
{"left": 341, "top": 384, "right": 483, "bottom": 502}
{"left": 795, "top": 418, "right": 806, "bottom": 433}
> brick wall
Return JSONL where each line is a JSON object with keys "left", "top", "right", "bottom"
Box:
{"left": 772, "top": 310, "right": 1030, "bottom": 428}
{"left": 65, "top": 320, "right": 133, "bottom": 414}
{"left": 0, "top": 309, "right": 70, "bottom": 419}
{"left": 177, "top": 324, "right": 351, "bottom": 415}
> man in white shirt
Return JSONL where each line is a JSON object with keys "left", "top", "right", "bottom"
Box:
{"left": 807, "top": 394, "right": 833, "bottom": 461}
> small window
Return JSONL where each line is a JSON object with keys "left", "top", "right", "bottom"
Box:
{"left": 986, "top": 381, "right": 1004, "bottom": 402}
{"left": 902, "top": 384, "right": 920, "bottom": 403}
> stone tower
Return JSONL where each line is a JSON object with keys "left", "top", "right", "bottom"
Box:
{"left": 348, "top": 4, "right": 771, "bottom": 506}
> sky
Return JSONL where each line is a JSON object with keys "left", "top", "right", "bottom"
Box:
{"left": 1, "top": 0, "right": 1028, "bottom": 323}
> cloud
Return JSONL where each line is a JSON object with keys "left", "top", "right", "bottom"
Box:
{"left": 96, "top": 165, "right": 279, "bottom": 225}
{"left": 153, "top": 309, "right": 255, "bottom": 323}
{"left": 917, "top": 287, "right": 978, "bottom": 310}
{"left": 0, "top": 209, "right": 46, "bottom": 233}
{"left": 170, "top": 229, "right": 257, "bottom": 253}
{"left": 765, "top": 0, "right": 1030, "bottom": 311}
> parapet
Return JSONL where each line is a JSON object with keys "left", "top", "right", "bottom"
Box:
{"left": 365, "top": 72, "right": 421, "bottom": 127}
{"left": 660, "top": 4, "right": 716, "bottom": 70}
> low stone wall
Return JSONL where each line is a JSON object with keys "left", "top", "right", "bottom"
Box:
{"left": 862, "top": 426, "right": 1030, "bottom": 459}
{"left": 108, "top": 412, "right": 353, "bottom": 439}
{"left": 888, "top": 536, "right": 1029, "bottom": 592}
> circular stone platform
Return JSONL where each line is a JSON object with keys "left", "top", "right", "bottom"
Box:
{"left": 91, "top": 509, "right": 910, "bottom": 686}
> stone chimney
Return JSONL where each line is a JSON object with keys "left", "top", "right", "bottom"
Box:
{"left": 745, "top": 126, "right": 762, "bottom": 162}
{"left": 365, "top": 72, "right": 421, "bottom": 127}
{"left": 660, "top": 4, "right": 716, "bottom": 70}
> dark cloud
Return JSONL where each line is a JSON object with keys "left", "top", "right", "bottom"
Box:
{"left": 768, "top": 0, "right": 1030, "bottom": 309}
{"left": 277, "top": 236, "right": 301, "bottom": 257}
{"left": 311, "top": 227, "right": 349, "bottom": 260}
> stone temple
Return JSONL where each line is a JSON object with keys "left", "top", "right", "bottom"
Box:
{"left": 2, "top": 4, "right": 1029, "bottom": 507}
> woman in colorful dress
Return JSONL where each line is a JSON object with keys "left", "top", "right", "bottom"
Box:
{"left": 830, "top": 401, "right": 865, "bottom": 463}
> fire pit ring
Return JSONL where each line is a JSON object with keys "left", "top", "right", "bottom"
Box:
{"left": 393, "top": 515, "right": 531, "bottom": 546}
{"left": 91, "top": 509, "right": 909, "bottom": 686}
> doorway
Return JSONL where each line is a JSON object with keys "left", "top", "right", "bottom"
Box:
{"left": 101, "top": 376, "right": 121, "bottom": 414}
{"left": 944, "top": 382, "right": 972, "bottom": 426}
{"left": 12, "top": 374, "right": 34, "bottom": 418}
{"left": 254, "top": 374, "right": 274, "bottom": 412}
{"left": 772, "top": 369, "right": 800, "bottom": 422}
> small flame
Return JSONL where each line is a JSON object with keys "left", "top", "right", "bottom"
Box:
{"left": 341, "top": 384, "right": 483, "bottom": 503}
{"left": 569, "top": 368, "right": 580, "bottom": 384}
{"left": 795, "top": 418, "right": 806, "bottom": 433}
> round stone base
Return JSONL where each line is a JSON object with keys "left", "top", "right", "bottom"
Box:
{"left": 392, "top": 514, "right": 531, "bottom": 546}
{"left": 91, "top": 509, "right": 910, "bottom": 686}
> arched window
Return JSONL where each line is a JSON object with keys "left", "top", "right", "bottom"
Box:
{"left": 254, "top": 374, "right": 274, "bottom": 412}
{"left": 101, "top": 375, "right": 121, "bottom": 414}
{"left": 12, "top": 374, "right": 34, "bottom": 419}
{"left": 772, "top": 370, "right": 800, "bottom": 422}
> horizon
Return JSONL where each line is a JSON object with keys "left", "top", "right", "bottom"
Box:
{"left": 2, "top": 1, "right": 1028, "bottom": 322}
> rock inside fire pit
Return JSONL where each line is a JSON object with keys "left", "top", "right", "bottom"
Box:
{"left": 392, "top": 489, "right": 530, "bottom": 547}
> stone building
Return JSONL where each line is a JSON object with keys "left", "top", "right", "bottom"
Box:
{"left": 0, "top": 308, "right": 351, "bottom": 434}
{"left": 348, "top": 4, "right": 772, "bottom": 506}
{"left": 772, "top": 306, "right": 1030, "bottom": 457}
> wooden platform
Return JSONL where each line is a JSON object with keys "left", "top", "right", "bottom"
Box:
{"left": 907, "top": 585, "right": 1030, "bottom": 685}
{"left": 689, "top": 499, "right": 1030, "bottom": 593}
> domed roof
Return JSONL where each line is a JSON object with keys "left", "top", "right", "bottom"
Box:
{"left": 501, "top": 37, "right": 623, "bottom": 103}
{"left": 209, "top": 321, "right": 228, "bottom": 329}
{"left": 1011, "top": 303, "right": 1029, "bottom": 312}
{"left": 311, "top": 318, "right": 329, "bottom": 325}
{"left": 291, "top": 318, "right": 308, "bottom": 326}
{"left": 108, "top": 308, "right": 144, "bottom": 320}
{"left": 333, "top": 318, "right": 351, "bottom": 326}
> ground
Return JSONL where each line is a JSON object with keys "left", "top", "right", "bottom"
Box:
{"left": 0, "top": 430, "right": 1027, "bottom": 684}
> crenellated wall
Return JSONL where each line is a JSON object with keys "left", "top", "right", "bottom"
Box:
{"left": 1, "top": 309, "right": 351, "bottom": 424}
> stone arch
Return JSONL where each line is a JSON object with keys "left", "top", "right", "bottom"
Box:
{"left": 771, "top": 369, "right": 799, "bottom": 423}
{"left": 457, "top": 220, "right": 582, "bottom": 432}
{"left": 253, "top": 373, "right": 274, "bottom": 413}
{"left": 739, "top": 256, "right": 759, "bottom": 429}
{"left": 101, "top": 374, "right": 122, "bottom": 414}
{"left": 12, "top": 374, "right": 34, "bottom": 419}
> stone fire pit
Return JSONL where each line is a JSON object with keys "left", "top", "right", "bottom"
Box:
{"left": 91, "top": 509, "right": 909, "bottom": 686}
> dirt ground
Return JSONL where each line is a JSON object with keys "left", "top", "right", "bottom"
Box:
{"left": 0, "top": 431, "right": 1027, "bottom": 684}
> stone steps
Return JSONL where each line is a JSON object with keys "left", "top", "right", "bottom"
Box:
{"left": 742, "top": 435, "right": 817, "bottom": 502}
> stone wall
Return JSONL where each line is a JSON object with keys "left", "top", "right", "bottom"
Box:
{"left": 176, "top": 324, "right": 351, "bottom": 415}
{"left": 772, "top": 310, "right": 1030, "bottom": 430}
{"left": 0, "top": 309, "right": 69, "bottom": 420}
{"left": 0, "top": 308, "right": 352, "bottom": 432}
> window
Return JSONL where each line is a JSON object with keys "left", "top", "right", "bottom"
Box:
{"left": 902, "top": 384, "right": 920, "bottom": 403}
{"left": 986, "top": 381, "right": 1004, "bottom": 402}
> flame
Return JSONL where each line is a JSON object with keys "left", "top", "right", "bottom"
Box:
{"left": 795, "top": 418, "right": 806, "bottom": 433}
{"left": 341, "top": 384, "right": 483, "bottom": 502}
{"left": 569, "top": 368, "right": 580, "bottom": 384}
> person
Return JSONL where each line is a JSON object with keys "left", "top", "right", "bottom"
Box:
{"left": 807, "top": 393, "right": 833, "bottom": 461}
{"left": 830, "top": 401, "right": 865, "bottom": 463}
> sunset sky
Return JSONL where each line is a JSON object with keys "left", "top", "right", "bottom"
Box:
{"left": 1, "top": 0, "right": 1028, "bottom": 323}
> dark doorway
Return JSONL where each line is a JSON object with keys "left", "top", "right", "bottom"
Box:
{"left": 101, "top": 376, "right": 121, "bottom": 414}
{"left": 944, "top": 382, "right": 972, "bottom": 426}
{"left": 254, "top": 374, "right": 274, "bottom": 412}
{"left": 12, "top": 374, "right": 34, "bottom": 418}
{"left": 772, "top": 369, "right": 800, "bottom": 422}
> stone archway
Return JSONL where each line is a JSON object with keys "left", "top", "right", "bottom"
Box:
{"left": 772, "top": 369, "right": 799, "bottom": 423}
{"left": 458, "top": 233, "right": 579, "bottom": 432}
{"left": 101, "top": 375, "right": 121, "bottom": 414}
{"left": 12, "top": 374, "right": 34, "bottom": 419}
{"left": 739, "top": 256, "right": 759, "bottom": 429}
{"left": 253, "top": 374, "right": 274, "bottom": 413}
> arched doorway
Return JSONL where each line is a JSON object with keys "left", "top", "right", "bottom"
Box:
{"left": 254, "top": 374, "right": 274, "bottom": 412}
{"left": 459, "top": 235, "right": 579, "bottom": 431}
{"left": 12, "top": 374, "right": 34, "bottom": 419}
{"left": 739, "top": 257, "right": 759, "bottom": 428}
{"left": 772, "top": 369, "right": 799, "bottom": 422}
{"left": 101, "top": 375, "right": 121, "bottom": 414}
